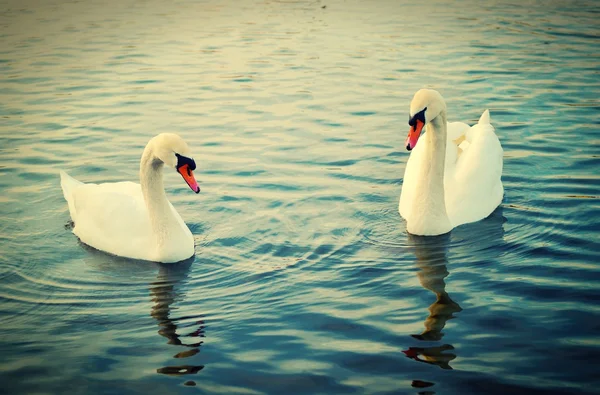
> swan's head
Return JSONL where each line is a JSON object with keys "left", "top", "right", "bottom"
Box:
{"left": 151, "top": 133, "right": 200, "bottom": 194}
{"left": 406, "top": 89, "right": 446, "bottom": 151}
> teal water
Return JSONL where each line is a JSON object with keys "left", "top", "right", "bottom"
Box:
{"left": 1, "top": 0, "right": 599, "bottom": 394}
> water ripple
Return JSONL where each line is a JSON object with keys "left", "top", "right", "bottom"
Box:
{"left": 1, "top": 0, "right": 599, "bottom": 394}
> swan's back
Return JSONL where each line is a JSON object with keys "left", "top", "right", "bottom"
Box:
{"left": 445, "top": 110, "right": 503, "bottom": 226}
{"left": 60, "top": 171, "right": 155, "bottom": 260}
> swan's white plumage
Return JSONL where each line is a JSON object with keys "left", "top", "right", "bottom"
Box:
{"left": 400, "top": 90, "right": 503, "bottom": 235}
{"left": 60, "top": 133, "right": 197, "bottom": 263}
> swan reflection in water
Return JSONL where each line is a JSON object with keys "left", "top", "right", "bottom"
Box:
{"left": 78, "top": 244, "right": 206, "bottom": 378}
{"left": 403, "top": 232, "right": 460, "bottom": 370}
{"left": 403, "top": 208, "right": 506, "bottom": 371}
{"left": 150, "top": 257, "right": 205, "bottom": 376}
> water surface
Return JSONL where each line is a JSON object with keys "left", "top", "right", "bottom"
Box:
{"left": 1, "top": 0, "right": 599, "bottom": 394}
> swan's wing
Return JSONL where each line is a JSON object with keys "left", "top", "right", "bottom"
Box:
{"left": 466, "top": 109, "right": 490, "bottom": 142}
{"left": 70, "top": 181, "right": 153, "bottom": 258}
{"left": 447, "top": 121, "right": 470, "bottom": 142}
{"left": 478, "top": 109, "right": 491, "bottom": 124}
{"left": 446, "top": 118, "right": 503, "bottom": 226}
{"left": 454, "top": 109, "right": 499, "bottom": 180}
{"left": 444, "top": 122, "right": 470, "bottom": 170}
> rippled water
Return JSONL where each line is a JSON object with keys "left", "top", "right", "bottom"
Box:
{"left": 1, "top": 0, "right": 599, "bottom": 393}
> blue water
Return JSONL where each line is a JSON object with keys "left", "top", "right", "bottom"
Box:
{"left": 1, "top": 0, "right": 599, "bottom": 394}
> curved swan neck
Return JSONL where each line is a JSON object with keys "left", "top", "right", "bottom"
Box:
{"left": 419, "top": 112, "right": 447, "bottom": 203}
{"left": 140, "top": 142, "right": 173, "bottom": 245}
{"left": 140, "top": 143, "right": 166, "bottom": 204}
{"left": 429, "top": 111, "right": 447, "bottom": 167}
{"left": 423, "top": 111, "right": 448, "bottom": 210}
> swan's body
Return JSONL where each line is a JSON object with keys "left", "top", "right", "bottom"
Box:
{"left": 399, "top": 89, "right": 503, "bottom": 236}
{"left": 60, "top": 133, "right": 200, "bottom": 263}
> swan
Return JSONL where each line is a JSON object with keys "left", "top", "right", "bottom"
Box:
{"left": 60, "top": 133, "right": 201, "bottom": 263}
{"left": 399, "top": 89, "right": 503, "bottom": 236}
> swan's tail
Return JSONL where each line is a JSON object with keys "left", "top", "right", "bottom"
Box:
{"left": 60, "top": 170, "right": 83, "bottom": 219}
{"left": 478, "top": 109, "right": 491, "bottom": 125}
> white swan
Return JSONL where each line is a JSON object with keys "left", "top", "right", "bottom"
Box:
{"left": 399, "top": 89, "right": 503, "bottom": 236}
{"left": 60, "top": 133, "right": 200, "bottom": 263}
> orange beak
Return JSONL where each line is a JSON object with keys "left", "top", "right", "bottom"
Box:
{"left": 177, "top": 164, "right": 200, "bottom": 193}
{"left": 406, "top": 119, "right": 424, "bottom": 151}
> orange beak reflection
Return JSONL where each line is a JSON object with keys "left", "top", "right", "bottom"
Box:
{"left": 177, "top": 164, "right": 200, "bottom": 193}
{"left": 406, "top": 119, "right": 424, "bottom": 151}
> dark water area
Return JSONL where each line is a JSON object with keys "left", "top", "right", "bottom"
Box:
{"left": 1, "top": 0, "right": 599, "bottom": 394}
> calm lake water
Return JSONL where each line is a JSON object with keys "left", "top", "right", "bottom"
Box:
{"left": 1, "top": 0, "right": 599, "bottom": 394}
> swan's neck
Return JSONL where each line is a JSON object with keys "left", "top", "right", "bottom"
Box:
{"left": 409, "top": 112, "right": 452, "bottom": 235}
{"left": 140, "top": 145, "right": 177, "bottom": 247}
{"left": 423, "top": 113, "right": 447, "bottom": 208}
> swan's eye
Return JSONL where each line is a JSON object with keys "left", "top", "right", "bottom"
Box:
{"left": 409, "top": 107, "right": 427, "bottom": 126}
{"left": 175, "top": 153, "right": 196, "bottom": 171}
